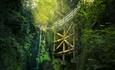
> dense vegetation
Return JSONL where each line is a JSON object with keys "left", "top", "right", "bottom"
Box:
{"left": 0, "top": 0, "right": 115, "bottom": 70}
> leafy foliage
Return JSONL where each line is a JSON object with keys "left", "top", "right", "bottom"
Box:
{"left": 75, "top": 0, "right": 115, "bottom": 70}
{"left": 0, "top": 0, "right": 115, "bottom": 70}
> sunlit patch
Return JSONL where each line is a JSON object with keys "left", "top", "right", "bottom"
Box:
{"left": 84, "top": 0, "right": 94, "bottom": 3}
{"left": 33, "top": 0, "right": 59, "bottom": 24}
{"left": 84, "top": 0, "right": 94, "bottom": 5}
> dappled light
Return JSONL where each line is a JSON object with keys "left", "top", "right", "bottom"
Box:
{"left": 0, "top": 0, "right": 115, "bottom": 70}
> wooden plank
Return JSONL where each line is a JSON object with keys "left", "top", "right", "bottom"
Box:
{"left": 57, "top": 48, "right": 74, "bottom": 54}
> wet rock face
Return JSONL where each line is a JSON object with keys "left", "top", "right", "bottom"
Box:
{"left": 40, "top": 60, "right": 54, "bottom": 70}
